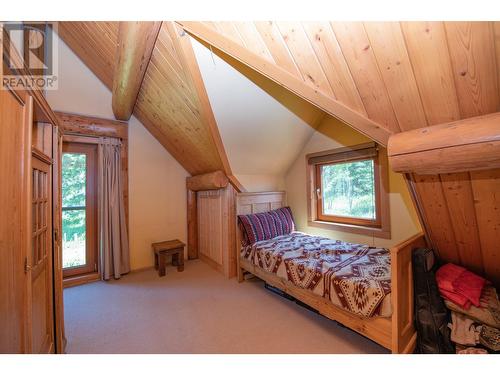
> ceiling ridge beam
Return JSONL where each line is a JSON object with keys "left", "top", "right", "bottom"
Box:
{"left": 112, "top": 21, "right": 162, "bottom": 121}
{"left": 177, "top": 21, "right": 393, "bottom": 147}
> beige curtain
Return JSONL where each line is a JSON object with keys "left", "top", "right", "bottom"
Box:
{"left": 98, "top": 137, "right": 130, "bottom": 280}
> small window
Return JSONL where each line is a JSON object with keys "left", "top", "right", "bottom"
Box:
{"left": 307, "top": 142, "right": 390, "bottom": 238}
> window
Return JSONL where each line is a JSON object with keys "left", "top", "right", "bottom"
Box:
{"left": 307, "top": 142, "right": 390, "bottom": 238}
{"left": 62, "top": 142, "right": 98, "bottom": 278}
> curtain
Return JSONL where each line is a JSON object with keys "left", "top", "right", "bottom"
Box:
{"left": 98, "top": 137, "right": 130, "bottom": 280}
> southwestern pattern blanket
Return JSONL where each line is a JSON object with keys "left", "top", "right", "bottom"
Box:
{"left": 241, "top": 232, "right": 392, "bottom": 318}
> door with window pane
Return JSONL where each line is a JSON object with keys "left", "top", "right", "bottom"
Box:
{"left": 62, "top": 143, "right": 97, "bottom": 278}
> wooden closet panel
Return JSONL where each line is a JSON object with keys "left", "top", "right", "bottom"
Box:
{"left": 198, "top": 190, "right": 224, "bottom": 265}
{"left": 0, "top": 88, "right": 31, "bottom": 353}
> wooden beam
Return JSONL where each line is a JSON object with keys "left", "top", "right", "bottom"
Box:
{"left": 186, "top": 170, "right": 229, "bottom": 191}
{"left": 388, "top": 112, "right": 500, "bottom": 174}
{"left": 55, "top": 111, "right": 128, "bottom": 139}
{"left": 177, "top": 21, "right": 393, "bottom": 146}
{"left": 187, "top": 189, "right": 198, "bottom": 259}
{"left": 112, "top": 21, "right": 162, "bottom": 121}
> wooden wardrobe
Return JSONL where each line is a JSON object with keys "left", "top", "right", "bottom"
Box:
{"left": 0, "top": 81, "right": 65, "bottom": 352}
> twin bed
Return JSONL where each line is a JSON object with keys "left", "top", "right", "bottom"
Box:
{"left": 235, "top": 191, "right": 426, "bottom": 354}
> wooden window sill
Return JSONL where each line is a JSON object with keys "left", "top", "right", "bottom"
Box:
{"left": 63, "top": 272, "right": 100, "bottom": 288}
{"left": 308, "top": 219, "right": 391, "bottom": 239}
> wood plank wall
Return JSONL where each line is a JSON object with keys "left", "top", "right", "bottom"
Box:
{"left": 186, "top": 21, "right": 500, "bottom": 286}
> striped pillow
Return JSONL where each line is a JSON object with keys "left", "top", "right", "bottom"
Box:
{"left": 238, "top": 207, "right": 295, "bottom": 245}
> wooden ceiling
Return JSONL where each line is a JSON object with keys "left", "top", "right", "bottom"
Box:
{"left": 180, "top": 21, "right": 500, "bottom": 286}
{"left": 57, "top": 21, "right": 230, "bottom": 176}
{"left": 58, "top": 21, "right": 500, "bottom": 285}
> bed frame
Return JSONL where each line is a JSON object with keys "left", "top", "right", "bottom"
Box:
{"left": 235, "top": 191, "right": 426, "bottom": 354}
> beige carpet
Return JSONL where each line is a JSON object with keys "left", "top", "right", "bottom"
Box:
{"left": 63, "top": 260, "right": 389, "bottom": 354}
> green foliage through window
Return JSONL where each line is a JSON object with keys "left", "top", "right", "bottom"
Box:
{"left": 62, "top": 153, "right": 87, "bottom": 268}
{"left": 321, "top": 159, "right": 376, "bottom": 219}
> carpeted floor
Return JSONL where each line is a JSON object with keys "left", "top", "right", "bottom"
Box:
{"left": 63, "top": 260, "right": 389, "bottom": 354}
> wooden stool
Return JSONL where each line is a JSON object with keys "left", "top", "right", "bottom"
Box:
{"left": 152, "top": 240, "right": 185, "bottom": 277}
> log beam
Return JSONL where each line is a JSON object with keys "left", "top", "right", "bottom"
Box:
{"left": 388, "top": 112, "right": 500, "bottom": 174}
{"left": 186, "top": 170, "right": 229, "bottom": 191}
{"left": 112, "top": 21, "right": 162, "bottom": 120}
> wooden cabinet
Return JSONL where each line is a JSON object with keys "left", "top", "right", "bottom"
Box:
{"left": 197, "top": 185, "right": 237, "bottom": 278}
{"left": 0, "top": 87, "right": 63, "bottom": 353}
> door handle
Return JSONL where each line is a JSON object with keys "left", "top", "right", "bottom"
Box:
{"left": 24, "top": 258, "right": 32, "bottom": 273}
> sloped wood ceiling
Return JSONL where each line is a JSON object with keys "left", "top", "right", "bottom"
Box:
{"left": 179, "top": 21, "right": 500, "bottom": 285}
{"left": 57, "top": 21, "right": 230, "bottom": 176}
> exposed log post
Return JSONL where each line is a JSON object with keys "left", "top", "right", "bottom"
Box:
{"left": 187, "top": 189, "right": 198, "bottom": 260}
{"left": 186, "top": 170, "right": 229, "bottom": 191}
{"left": 388, "top": 112, "right": 500, "bottom": 174}
{"left": 112, "top": 21, "right": 162, "bottom": 121}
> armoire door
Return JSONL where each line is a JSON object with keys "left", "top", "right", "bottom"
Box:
{"left": 0, "top": 87, "right": 32, "bottom": 353}
{"left": 29, "top": 154, "right": 55, "bottom": 353}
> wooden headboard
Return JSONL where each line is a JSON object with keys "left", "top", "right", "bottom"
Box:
{"left": 236, "top": 191, "right": 287, "bottom": 216}
{"left": 235, "top": 191, "right": 287, "bottom": 281}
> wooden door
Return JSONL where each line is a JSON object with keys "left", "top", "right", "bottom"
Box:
{"left": 52, "top": 126, "right": 66, "bottom": 352}
{"left": 0, "top": 87, "right": 32, "bottom": 353}
{"left": 29, "top": 153, "right": 54, "bottom": 353}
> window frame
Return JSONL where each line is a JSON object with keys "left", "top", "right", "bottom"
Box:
{"left": 306, "top": 142, "right": 391, "bottom": 239}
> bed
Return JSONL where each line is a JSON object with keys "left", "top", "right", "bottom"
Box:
{"left": 235, "top": 191, "right": 427, "bottom": 354}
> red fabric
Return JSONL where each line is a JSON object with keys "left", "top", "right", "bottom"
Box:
{"left": 454, "top": 270, "right": 488, "bottom": 307}
{"left": 436, "top": 263, "right": 489, "bottom": 309}
{"left": 439, "top": 289, "right": 471, "bottom": 310}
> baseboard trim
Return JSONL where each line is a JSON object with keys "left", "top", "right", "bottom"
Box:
{"left": 63, "top": 272, "right": 100, "bottom": 288}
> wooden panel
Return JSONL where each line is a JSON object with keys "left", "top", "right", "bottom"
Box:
{"left": 57, "top": 22, "right": 118, "bottom": 88}
{"left": 302, "top": 22, "right": 366, "bottom": 114}
{"left": 0, "top": 88, "right": 31, "bottom": 353}
{"left": 445, "top": 22, "right": 499, "bottom": 117}
{"left": 364, "top": 22, "right": 427, "bottom": 131}
{"left": 254, "top": 21, "right": 301, "bottom": 77}
{"left": 233, "top": 22, "right": 274, "bottom": 61}
{"left": 440, "top": 173, "right": 483, "bottom": 274}
{"left": 198, "top": 190, "right": 224, "bottom": 265}
{"left": 276, "top": 22, "right": 334, "bottom": 96}
{"left": 401, "top": 22, "right": 461, "bottom": 124}
{"left": 412, "top": 174, "right": 459, "bottom": 263}
{"left": 197, "top": 187, "right": 237, "bottom": 278}
{"left": 471, "top": 169, "right": 500, "bottom": 286}
{"left": 330, "top": 22, "right": 401, "bottom": 133}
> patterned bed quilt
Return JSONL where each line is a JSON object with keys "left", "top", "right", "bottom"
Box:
{"left": 241, "top": 232, "right": 392, "bottom": 318}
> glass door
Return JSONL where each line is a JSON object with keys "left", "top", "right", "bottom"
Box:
{"left": 62, "top": 142, "right": 97, "bottom": 278}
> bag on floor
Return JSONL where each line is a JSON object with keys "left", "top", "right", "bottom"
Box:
{"left": 412, "top": 247, "right": 455, "bottom": 354}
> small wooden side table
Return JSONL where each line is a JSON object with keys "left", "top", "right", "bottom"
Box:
{"left": 152, "top": 240, "right": 185, "bottom": 277}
